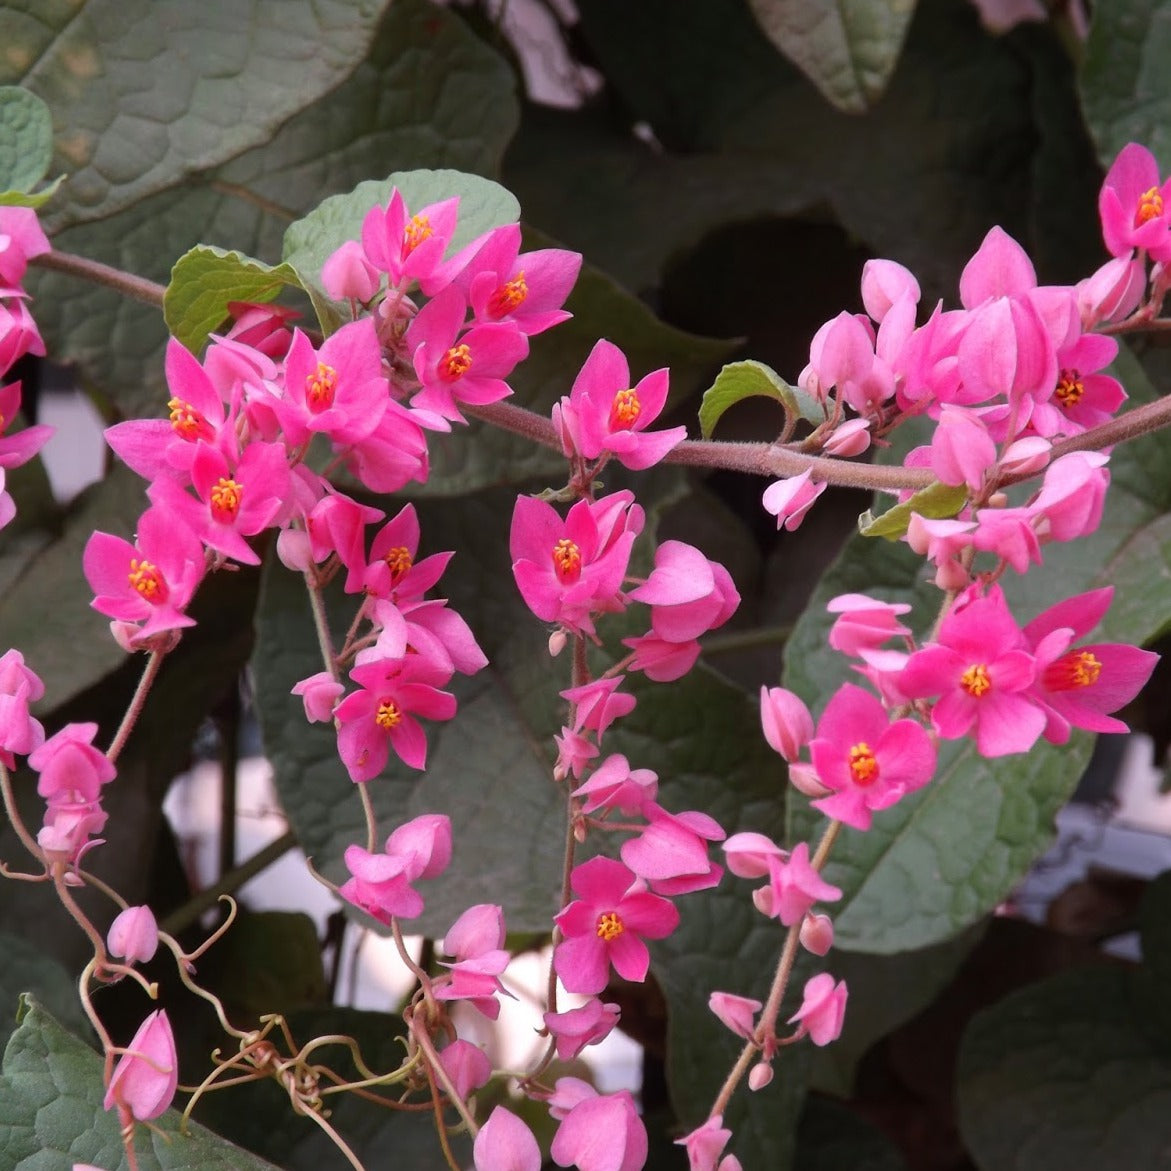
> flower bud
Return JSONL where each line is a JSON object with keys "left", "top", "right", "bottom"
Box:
{"left": 788, "top": 762, "right": 831, "bottom": 798}
{"left": 549, "top": 629, "right": 568, "bottom": 657}
{"left": 103, "top": 1009, "right": 178, "bottom": 1121}
{"left": 322, "top": 240, "right": 380, "bottom": 302}
{"left": 748, "top": 1062, "right": 774, "bottom": 1091}
{"left": 822, "top": 417, "right": 871, "bottom": 457}
{"left": 107, "top": 905, "right": 159, "bottom": 965}
{"left": 999, "top": 436, "right": 1051, "bottom": 478}
{"left": 800, "top": 912, "right": 834, "bottom": 956}
{"left": 759, "top": 686, "right": 813, "bottom": 762}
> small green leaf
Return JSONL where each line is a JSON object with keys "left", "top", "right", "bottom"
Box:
{"left": 1080, "top": 0, "right": 1171, "bottom": 168}
{"left": 282, "top": 170, "right": 520, "bottom": 332}
{"left": 699, "top": 360, "right": 823, "bottom": 440}
{"left": 858, "top": 480, "right": 969, "bottom": 539}
{"left": 0, "top": 997, "right": 283, "bottom": 1170}
{"left": 165, "top": 246, "right": 302, "bottom": 354}
{"left": 0, "top": 173, "right": 63, "bottom": 208}
{"left": 0, "top": 86, "right": 53, "bottom": 195}
{"left": 746, "top": 0, "right": 919, "bottom": 113}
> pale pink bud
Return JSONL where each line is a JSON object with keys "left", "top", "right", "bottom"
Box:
{"left": 722, "top": 832, "right": 783, "bottom": 879}
{"left": 788, "top": 973, "right": 848, "bottom": 1046}
{"left": 103, "top": 1009, "right": 178, "bottom": 1121}
{"left": 761, "top": 469, "right": 825, "bottom": 532}
{"left": 800, "top": 912, "right": 834, "bottom": 956}
{"left": 708, "top": 990, "right": 761, "bottom": 1040}
{"left": 999, "top": 436, "right": 1051, "bottom": 477}
{"left": 822, "top": 417, "right": 871, "bottom": 457}
{"left": 861, "top": 259, "right": 921, "bottom": 322}
{"left": 474, "top": 1105, "right": 541, "bottom": 1171}
{"left": 322, "top": 240, "right": 380, "bottom": 302}
{"left": 1076, "top": 255, "right": 1145, "bottom": 328}
{"left": 437, "top": 1039, "right": 492, "bottom": 1100}
{"left": 276, "top": 527, "right": 314, "bottom": 572}
{"left": 826, "top": 593, "right": 911, "bottom": 656}
{"left": 759, "top": 686, "right": 813, "bottom": 761}
{"left": 788, "top": 762, "right": 832, "bottom": 798}
{"left": 931, "top": 407, "right": 996, "bottom": 491}
{"left": 748, "top": 1062, "right": 774, "bottom": 1091}
{"left": 549, "top": 629, "right": 568, "bottom": 656}
{"left": 107, "top": 905, "right": 159, "bottom": 964}
{"left": 291, "top": 671, "right": 344, "bottom": 723}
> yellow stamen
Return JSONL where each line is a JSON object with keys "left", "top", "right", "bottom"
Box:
{"left": 1055, "top": 369, "right": 1084, "bottom": 409}
{"left": 385, "top": 546, "right": 413, "bottom": 578}
{"left": 375, "top": 698, "right": 402, "bottom": 730}
{"left": 848, "top": 742, "right": 879, "bottom": 787}
{"left": 1137, "top": 186, "right": 1164, "bottom": 227}
{"left": 1046, "top": 650, "right": 1103, "bottom": 691}
{"left": 210, "top": 476, "right": 243, "bottom": 521}
{"left": 487, "top": 271, "right": 528, "bottom": 317}
{"left": 609, "top": 388, "right": 642, "bottom": 430}
{"left": 439, "top": 343, "right": 472, "bottom": 382}
{"left": 960, "top": 664, "right": 992, "bottom": 698}
{"left": 167, "top": 397, "right": 210, "bottom": 441}
{"left": 551, "top": 538, "right": 582, "bottom": 580}
{"left": 306, "top": 362, "right": 338, "bottom": 411}
{"left": 596, "top": 911, "right": 624, "bottom": 942}
{"left": 128, "top": 558, "right": 167, "bottom": 602}
{"left": 404, "top": 214, "right": 433, "bottom": 254}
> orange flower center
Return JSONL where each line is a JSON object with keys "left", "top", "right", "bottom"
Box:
{"left": 306, "top": 362, "right": 338, "bottom": 411}
{"left": 404, "top": 214, "right": 433, "bottom": 254}
{"left": 440, "top": 343, "right": 473, "bottom": 382}
{"left": 1137, "top": 186, "right": 1165, "bottom": 227}
{"left": 487, "top": 271, "right": 528, "bottom": 317}
{"left": 1045, "top": 650, "right": 1103, "bottom": 691}
{"left": 1055, "top": 369, "right": 1084, "bottom": 409}
{"left": 609, "top": 388, "right": 642, "bottom": 430}
{"left": 128, "top": 558, "right": 168, "bottom": 603}
{"left": 168, "top": 397, "right": 211, "bottom": 441}
{"left": 551, "top": 538, "right": 582, "bottom": 581}
{"left": 960, "top": 664, "right": 992, "bottom": 698}
{"left": 596, "top": 911, "right": 624, "bottom": 942}
{"left": 385, "top": 546, "right": 413, "bottom": 578}
{"left": 848, "top": 742, "right": 879, "bottom": 787}
{"left": 375, "top": 698, "right": 402, "bottom": 730}
{"left": 210, "top": 476, "right": 243, "bottom": 522}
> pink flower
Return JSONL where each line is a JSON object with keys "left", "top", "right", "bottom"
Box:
{"left": 435, "top": 903, "right": 512, "bottom": 1019}
{"left": 553, "top": 856, "right": 679, "bottom": 995}
{"left": 103, "top": 1009, "right": 178, "bottom": 1121}
{"left": 826, "top": 594, "right": 912, "bottom": 657}
{"left": 807, "top": 683, "right": 936, "bottom": 830}
{"left": 84, "top": 507, "right": 206, "bottom": 641}
{"left": 788, "top": 973, "right": 847, "bottom": 1046}
{"left": 722, "top": 832, "right": 784, "bottom": 879}
{"left": 678, "top": 1115, "right": 733, "bottom": 1171}
{"left": 1099, "top": 143, "right": 1171, "bottom": 262}
{"left": 899, "top": 586, "right": 1045, "bottom": 757}
{"left": 322, "top": 240, "right": 380, "bottom": 302}
{"left": 511, "top": 491, "right": 643, "bottom": 636}
{"left": 800, "top": 912, "right": 835, "bottom": 956}
{"left": 37, "top": 798, "right": 107, "bottom": 866}
{"left": 759, "top": 687, "right": 814, "bottom": 761}
{"left": 550, "top": 1086, "right": 648, "bottom": 1171}
{"left": 0, "top": 382, "right": 52, "bottom": 469}
{"left": 762, "top": 470, "right": 825, "bottom": 532}
{"left": 544, "top": 998, "right": 621, "bottom": 1060}
{"left": 628, "top": 540, "right": 739, "bottom": 641}
{"left": 459, "top": 223, "right": 582, "bottom": 335}
{"left": 107, "top": 905, "right": 159, "bottom": 964}
{"left": 361, "top": 191, "right": 462, "bottom": 293}
{"left": 708, "top": 991, "right": 761, "bottom": 1040}
{"left": 562, "top": 676, "right": 636, "bottom": 739}
{"left": 408, "top": 285, "right": 529, "bottom": 423}
{"left": 0, "top": 648, "right": 44, "bottom": 767}
{"left": 553, "top": 339, "right": 686, "bottom": 470}
{"left": 338, "top": 814, "right": 452, "bottom": 923}
{"left": 335, "top": 656, "right": 458, "bottom": 778}
{"left": 0, "top": 207, "right": 51, "bottom": 294}
{"left": 620, "top": 803, "right": 725, "bottom": 895}
{"left": 438, "top": 1039, "right": 492, "bottom": 1100}
{"left": 29, "top": 723, "right": 115, "bottom": 804}
{"left": 475, "top": 1106, "right": 541, "bottom": 1171}
{"left": 291, "top": 671, "right": 344, "bottom": 723}
{"left": 572, "top": 753, "right": 657, "bottom": 815}
{"left": 752, "top": 842, "right": 842, "bottom": 925}
{"left": 1023, "top": 587, "right": 1159, "bottom": 743}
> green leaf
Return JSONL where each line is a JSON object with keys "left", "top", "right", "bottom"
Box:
{"left": 164, "top": 246, "right": 302, "bottom": 355}
{"left": 24, "top": 0, "right": 519, "bottom": 421}
{"left": 699, "top": 360, "right": 823, "bottom": 440}
{"left": 3, "top": 0, "right": 392, "bottom": 231}
{"left": 0, "top": 85, "right": 53, "bottom": 194}
{"left": 282, "top": 170, "right": 520, "bottom": 332}
{"left": 0, "top": 936, "right": 88, "bottom": 1035}
{"left": 1080, "top": 0, "right": 1171, "bottom": 169}
{"left": 745, "top": 0, "right": 918, "bottom": 113}
{"left": 957, "top": 966, "right": 1171, "bottom": 1171}
{"left": 857, "top": 480, "right": 969, "bottom": 539}
{"left": 794, "top": 1095, "right": 908, "bottom": 1170}
{"left": 0, "top": 997, "right": 282, "bottom": 1170}
{"left": 0, "top": 174, "right": 64, "bottom": 208}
